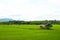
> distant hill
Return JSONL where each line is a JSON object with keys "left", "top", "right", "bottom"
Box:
{"left": 0, "top": 18, "right": 13, "bottom": 22}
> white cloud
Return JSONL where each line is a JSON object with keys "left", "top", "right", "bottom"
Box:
{"left": 0, "top": 0, "right": 60, "bottom": 20}
{"left": 48, "top": 0, "right": 60, "bottom": 4}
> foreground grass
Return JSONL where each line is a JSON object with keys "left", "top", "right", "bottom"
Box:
{"left": 0, "top": 25, "right": 60, "bottom": 40}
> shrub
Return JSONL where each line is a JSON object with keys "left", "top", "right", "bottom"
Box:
{"left": 46, "top": 23, "right": 53, "bottom": 29}
{"left": 40, "top": 23, "right": 53, "bottom": 30}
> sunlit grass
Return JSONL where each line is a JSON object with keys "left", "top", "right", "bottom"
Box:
{"left": 0, "top": 25, "right": 60, "bottom": 40}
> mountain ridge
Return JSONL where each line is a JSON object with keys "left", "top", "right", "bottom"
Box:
{"left": 0, "top": 18, "right": 13, "bottom": 22}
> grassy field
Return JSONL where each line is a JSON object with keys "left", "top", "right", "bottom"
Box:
{"left": 0, "top": 25, "right": 60, "bottom": 40}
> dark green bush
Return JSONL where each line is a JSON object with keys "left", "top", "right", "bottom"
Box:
{"left": 46, "top": 23, "right": 52, "bottom": 29}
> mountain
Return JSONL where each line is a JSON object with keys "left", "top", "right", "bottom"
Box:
{"left": 0, "top": 18, "right": 13, "bottom": 22}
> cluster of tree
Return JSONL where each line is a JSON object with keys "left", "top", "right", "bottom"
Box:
{"left": 0, "top": 20, "right": 60, "bottom": 25}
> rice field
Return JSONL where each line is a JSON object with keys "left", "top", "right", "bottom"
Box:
{"left": 0, "top": 25, "right": 60, "bottom": 40}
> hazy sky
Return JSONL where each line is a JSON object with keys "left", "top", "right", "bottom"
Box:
{"left": 0, "top": 0, "right": 60, "bottom": 21}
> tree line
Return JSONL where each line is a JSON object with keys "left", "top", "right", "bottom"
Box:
{"left": 0, "top": 20, "right": 60, "bottom": 25}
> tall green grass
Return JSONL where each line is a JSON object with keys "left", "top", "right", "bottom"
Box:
{"left": 0, "top": 25, "right": 60, "bottom": 40}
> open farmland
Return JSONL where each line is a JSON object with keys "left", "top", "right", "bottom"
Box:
{"left": 0, "top": 25, "right": 60, "bottom": 40}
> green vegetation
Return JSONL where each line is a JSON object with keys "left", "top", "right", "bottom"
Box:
{"left": 40, "top": 23, "right": 53, "bottom": 30}
{"left": 0, "top": 20, "right": 60, "bottom": 25}
{"left": 0, "top": 25, "right": 60, "bottom": 40}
